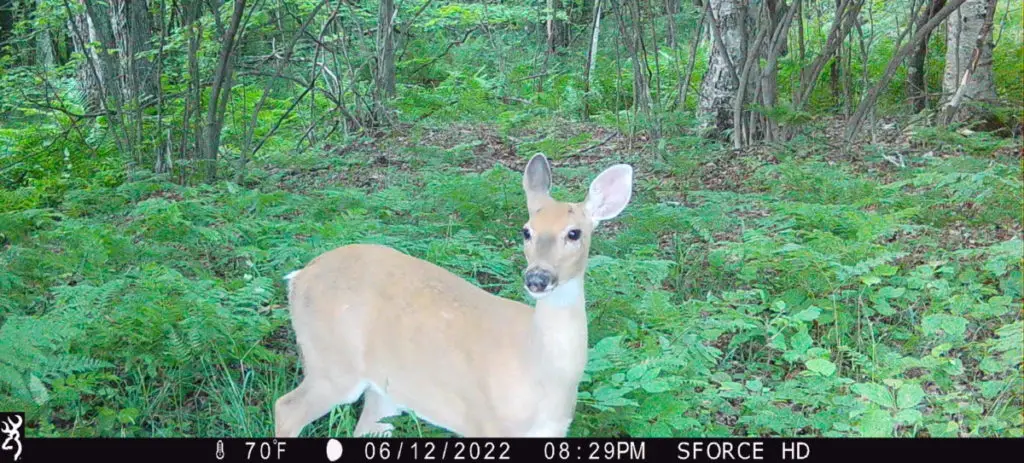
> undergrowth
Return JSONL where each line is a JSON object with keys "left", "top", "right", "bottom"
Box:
{"left": 1, "top": 123, "right": 1020, "bottom": 437}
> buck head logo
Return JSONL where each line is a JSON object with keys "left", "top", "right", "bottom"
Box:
{"left": 0, "top": 414, "right": 22, "bottom": 461}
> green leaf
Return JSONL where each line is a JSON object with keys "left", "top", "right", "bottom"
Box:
{"left": 930, "top": 343, "right": 953, "bottom": 356}
{"left": 895, "top": 408, "right": 923, "bottom": 426}
{"left": 978, "top": 356, "right": 1008, "bottom": 375}
{"left": 882, "top": 378, "right": 903, "bottom": 389}
{"left": 626, "top": 364, "right": 648, "bottom": 382}
{"left": 896, "top": 383, "right": 924, "bottom": 409}
{"left": 793, "top": 306, "right": 822, "bottom": 322}
{"left": 988, "top": 295, "right": 1012, "bottom": 307}
{"left": 641, "top": 378, "right": 673, "bottom": 394}
{"left": 805, "top": 358, "right": 836, "bottom": 376}
{"left": 28, "top": 374, "right": 49, "bottom": 405}
{"left": 943, "top": 358, "right": 965, "bottom": 376}
{"left": 877, "top": 286, "right": 906, "bottom": 299}
{"left": 599, "top": 397, "right": 639, "bottom": 407}
{"left": 861, "top": 275, "right": 882, "bottom": 286}
{"left": 640, "top": 367, "right": 661, "bottom": 383}
{"left": 926, "top": 421, "right": 960, "bottom": 437}
{"left": 593, "top": 385, "right": 627, "bottom": 401}
{"left": 719, "top": 381, "right": 745, "bottom": 393}
{"left": 592, "top": 336, "right": 623, "bottom": 356}
{"left": 852, "top": 382, "right": 895, "bottom": 408}
{"left": 921, "top": 314, "right": 968, "bottom": 339}
{"left": 789, "top": 329, "right": 813, "bottom": 355}
{"left": 979, "top": 380, "right": 1006, "bottom": 400}
{"left": 769, "top": 333, "right": 787, "bottom": 350}
{"left": 858, "top": 409, "right": 894, "bottom": 437}
{"left": 875, "top": 264, "right": 898, "bottom": 276}
{"left": 874, "top": 295, "right": 897, "bottom": 315}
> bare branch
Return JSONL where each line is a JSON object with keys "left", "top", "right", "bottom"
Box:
{"left": 844, "top": 0, "right": 968, "bottom": 141}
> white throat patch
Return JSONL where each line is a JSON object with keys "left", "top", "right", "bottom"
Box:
{"left": 534, "top": 278, "right": 583, "bottom": 309}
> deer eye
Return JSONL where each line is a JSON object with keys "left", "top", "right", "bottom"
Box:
{"left": 522, "top": 228, "right": 532, "bottom": 240}
{"left": 567, "top": 229, "right": 582, "bottom": 241}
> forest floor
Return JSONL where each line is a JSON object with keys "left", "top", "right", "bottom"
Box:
{"left": 2, "top": 114, "right": 1021, "bottom": 437}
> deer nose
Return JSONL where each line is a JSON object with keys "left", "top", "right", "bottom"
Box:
{"left": 524, "top": 269, "right": 555, "bottom": 293}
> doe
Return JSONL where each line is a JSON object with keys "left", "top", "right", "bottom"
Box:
{"left": 274, "top": 153, "right": 633, "bottom": 437}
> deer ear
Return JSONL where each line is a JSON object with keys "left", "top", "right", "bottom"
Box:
{"left": 522, "top": 153, "right": 552, "bottom": 213}
{"left": 584, "top": 164, "right": 633, "bottom": 226}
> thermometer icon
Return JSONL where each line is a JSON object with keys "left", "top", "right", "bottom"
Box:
{"left": 216, "top": 440, "right": 225, "bottom": 460}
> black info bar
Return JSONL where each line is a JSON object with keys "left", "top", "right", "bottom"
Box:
{"left": 3, "top": 437, "right": 1022, "bottom": 463}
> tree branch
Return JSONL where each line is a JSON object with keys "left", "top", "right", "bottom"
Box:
{"left": 844, "top": 0, "right": 968, "bottom": 141}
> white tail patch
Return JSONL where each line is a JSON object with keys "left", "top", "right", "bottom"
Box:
{"left": 284, "top": 270, "right": 301, "bottom": 299}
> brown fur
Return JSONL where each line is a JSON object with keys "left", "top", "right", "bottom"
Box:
{"left": 274, "top": 154, "right": 632, "bottom": 437}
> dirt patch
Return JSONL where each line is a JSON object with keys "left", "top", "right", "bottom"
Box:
{"left": 695, "top": 149, "right": 775, "bottom": 193}
{"left": 391, "top": 118, "right": 649, "bottom": 173}
{"left": 397, "top": 122, "right": 523, "bottom": 172}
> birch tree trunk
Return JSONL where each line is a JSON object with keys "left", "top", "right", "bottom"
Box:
{"left": 111, "top": 0, "right": 158, "bottom": 105}
{"left": 66, "top": 0, "right": 119, "bottom": 112}
{"left": 697, "top": 0, "right": 749, "bottom": 136}
{"left": 941, "top": 0, "right": 998, "bottom": 125}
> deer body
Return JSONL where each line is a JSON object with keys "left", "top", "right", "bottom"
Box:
{"left": 274, "top": 154, "right": 633, "bottom": 438}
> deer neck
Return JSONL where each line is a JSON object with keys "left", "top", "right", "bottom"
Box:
{"left": 529, "top": 277, "right": 589, "bottom": 381}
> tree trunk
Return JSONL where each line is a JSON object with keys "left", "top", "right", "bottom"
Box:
{"left": 610, "top": 0, "right": 652, "bottom": 117}
{"left": 66, "top": 0, "right": 120, "bottom": 112}
{"left": 583, "top": 0, "right": 603, "bottom": 118}
{"left": 906, "top": 0, "right": 946, "bottom": 113}
{"left": 154, "top": 0, "right": 170, "bottom": 175}
{"left": 546, "top": 0, "right": 568, "bottom": 53}
{"left": 941, "top": 0, "right": 998, "bottom": 125}
{"left": 35, "top": 0, "right": 55, "bottom": 67}
{"left": 373, "top": 0, "right": 396, "bottom": 124}
{"left": 111, "top": 0, "right": 158, "bottom": 105}
{"left": 697, "top": 0, "right": 748, "bottom": 136}
{"left": 184, "top": 1, "right": 203, "bottom": 182}
{"left": 82, "top": 0, "right": 120, "bottom": 102}
{"left": 65, "top": 0, "right": 155, "bottom": 113}
{"left": 732, "top": 2, "right": 768, "bottom": 146}
{"left": 728, "top": 0, "right": 796, "bottom": 147}
{"left": 665, "top": 0, "right": 679, "bottom": 48}
{"left": 0, "top": 0, "right": 13, "bottom": 54}
{"left": 828, "top": 0, "right": 842, "bottom": 104}
{"left": 627, "top": 0, "right": 652, "bottom": 115}
{"left": 678, "top": 4, "right": 707, "bottom": 108}
{"left": 759, "top": 0, "right": 796, "bottom": 143}
{"left": 844, "top": 0, "right": 967, "bottom": 140}
{"left": 202, "top": 0, "right": 247, "bottom": 181}
{"left": 791, "top": 0, "right": 863, "bottom": 114}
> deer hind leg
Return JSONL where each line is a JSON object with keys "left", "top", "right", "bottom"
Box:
{"left": 353, "top": 386, "right": 401, "bottom": 437}
{"left": 274, "top": 375, "right": 368, "bottom": 438}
